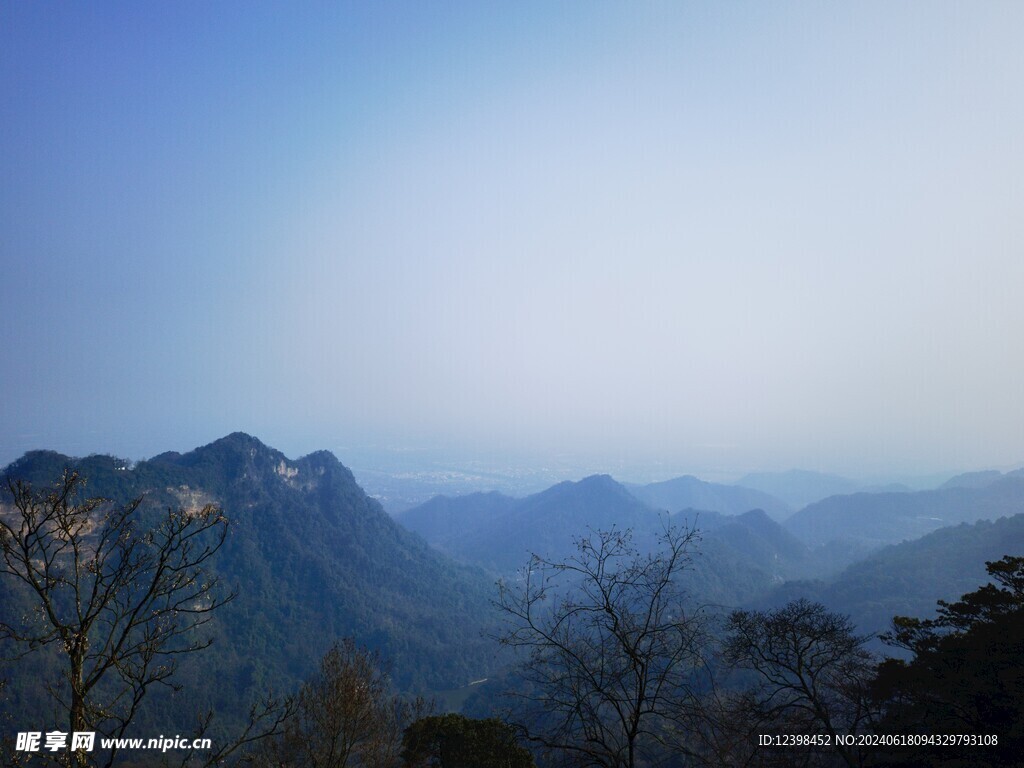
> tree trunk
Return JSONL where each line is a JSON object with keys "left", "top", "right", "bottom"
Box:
{"left": 70, "top": 641, "right": 88, "bottom": 768}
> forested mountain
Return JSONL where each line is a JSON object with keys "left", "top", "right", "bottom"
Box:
{"left": 0, "top": 434, "right": 500, "bottom": 731}
{"left": 647, "top": 508, "right": 844, "bottom": 610}
{"left": 418, "top": 474, "right": 663, "bottom": 574}
{"left": 401, "top": 479, "right": 829, "bottom": 608}
{"left": 765, "top": 513, "right": 1024, "bottom": 640}
{"left": 697, "top": 509, "right": 825, "bottom": 580}
{"left": 8, "top": 433, "right": 1020, "bottom": 754}
{"left": 401, "top": 474, "right": 802, "bottom": 578}
{"left": 625, "top": 475, "right": 791, "bottom": 521}
{"left": 783, "top": 475, "right": 1024, "bottom": 550}
{"left": 398, "top": 491, "right": 518, "bottom": 555}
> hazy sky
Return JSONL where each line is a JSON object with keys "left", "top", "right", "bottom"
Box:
{"left": 2, "top": 2, "right": 1022, "bottom": 477}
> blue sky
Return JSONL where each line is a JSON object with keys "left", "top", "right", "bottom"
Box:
{"left": 2, "top": 2, "right": 1023, "bottom": 477}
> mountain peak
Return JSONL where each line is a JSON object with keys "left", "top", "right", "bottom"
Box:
{"left": 552, "top": 474, "right": 636, "bottom": 503}
{"left": 629, "top": 476, "right": 791, "bottom": 521}
{"left": 736, "top": 508, "right": 773, "bottom": 525}
{"left": 578, "top": 473, "right": 619, "bottom": 488}
{"left": 176, "top": 433, "right": 286, "bottom": 473}
{"left": 208, "top": 431, "right": 273, "bottom": 453}
{"left": 299, "top": 449, "right": 342, "bottom": 469}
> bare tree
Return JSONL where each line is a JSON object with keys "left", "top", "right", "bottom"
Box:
{"left": 0, "top": 469, "right": 233, "bottom": 768}
{"left": 175, "top": 692, "right": 295, "bottom": 768}
{"left": 495, "top": 523, "right": 709, "bottom": 768}
{"left": 253, "top": 638, "right": 429, "bottom": 768}
{"left": 722, "top": 600, "right": 877, "bottom": 768}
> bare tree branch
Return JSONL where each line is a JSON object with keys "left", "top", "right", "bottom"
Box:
{"left": 495, "top": 521, "right": 710, "bottom": 768}
{"left": 0, "top": 469, "right": 234, "bottom": 768}
{"left": 722, "top": 599, "right": 877, "bottom": 768}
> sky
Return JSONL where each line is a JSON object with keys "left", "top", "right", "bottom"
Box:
{"left": 2, "top": 1, "right": 1023, "bottom": 479}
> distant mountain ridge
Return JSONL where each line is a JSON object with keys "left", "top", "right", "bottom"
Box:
{"left": 627, "top": 475, "right": 791, "bottom": 521}
{"left": 733, "top": 469, "right": 863, "bottom": 509}
{"left": 401, "top": 474, "right": 663, "bottom": 574}
{"left": 783, "top": 475, "right": 1024, "bottom": 550}
{"left": 401, "top": 472, "right": 795, "bottom": 567}
{"left": 400, "top": 477, "right": 831, "bottom": 606}
{"left": 398, "top": 490, "right": 518, "bottom": 551}
{"left": 940, "top": 468, "right": 1024, "bottom": 490}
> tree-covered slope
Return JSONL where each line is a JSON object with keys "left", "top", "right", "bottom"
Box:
{"left": 1, "top": 434, "right": 500, "bottom": 706}
{"left": 764, "top": 513, "right": 1024, "bottom": 640}
{"left": 397, "top": 491, "right": 518, "bottom": 555}
{"left": 701, "top": 509, "right": 824, "bottom": 581}
{"left": 402, "top": 474, "right": 664, "bottom": 575}
{"left": 401, "top": 478, "right": 831, "bottom": 610}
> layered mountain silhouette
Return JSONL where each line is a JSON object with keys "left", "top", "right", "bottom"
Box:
{"left": 733, "top": 469, "right": 863, "bottom": 509}
{"left": 6, "top": 433, "right": 1022, "bottom": 737}
{"left": 626, "top": 475, "right": 791, "bottom": 521}
{"left": 783, "top": 475, "right": 1024, "bottom": 550}
{"left": 400, "top": 476, "right": 825, "bottom": 606}
{"left": 401, "top": 474, "right": 661, "bottom": 574}
{"left": 940, "top": 468, "right": 1024, "bottom": 490}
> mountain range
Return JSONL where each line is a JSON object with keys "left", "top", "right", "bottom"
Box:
{"left": 4, "top": 433, "right": 1023, "bottom": 739}
{"left": 407, "top": 474, "right": 661, "bottom": 574}
{"left": 399, "top": 475, "right": 830, "bottom": 606}
{"left": 732, "top": 469, "right": 864, "bottom": 509}
{"left": 783, "top": 475, "right": 1024, "bottom": 550}
{"left": 626, "top": 475, "right": 792, "bottom": 520}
